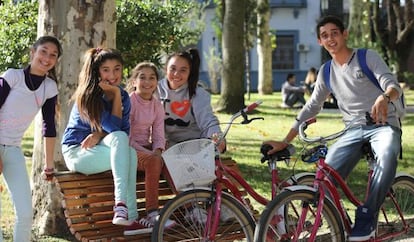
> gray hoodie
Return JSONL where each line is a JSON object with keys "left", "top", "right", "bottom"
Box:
{"left": 158, "top": 78, "right": 222, "bottom": 147}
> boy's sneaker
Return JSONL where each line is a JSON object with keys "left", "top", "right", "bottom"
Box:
{"left": 145, "top": 211, "right": 177, "bottom": 229}
{"left": 112, "top": 203, "right": 130, "bottom": 226}
{"left": 185, "top": 206, "right": 208, "bottom": 224}
{"left": 123, "top": 219, "right": 153, "bottom": 236}
{"left": 348, "top": 206, "right": 375, "bottom": 241}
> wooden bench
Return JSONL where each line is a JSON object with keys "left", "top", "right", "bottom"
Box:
{"left": 54, "top": 158, "right": 244, "bottom": 242}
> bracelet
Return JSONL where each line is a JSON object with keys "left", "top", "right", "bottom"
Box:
{"left": 43, "top": 168, "right": 55, "bottom": 173}
{"left": 382, "top": 93, "right": 391, "bottom": 103}
{"left": 282, "top": 138, "right": 290, "bottom": 145}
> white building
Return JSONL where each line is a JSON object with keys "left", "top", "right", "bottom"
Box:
{"left": 197, "top": 0, "right": 349, "bottom": 91}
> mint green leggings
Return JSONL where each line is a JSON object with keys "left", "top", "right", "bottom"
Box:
{"left": 62, "top": 131, "right": 138, "bottom": 220}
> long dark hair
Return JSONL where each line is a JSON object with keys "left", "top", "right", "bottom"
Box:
{"left": 166, "top": 48, "right": 200, "bottom": 99}
{"left": 72, "top": 47, "right": 124, "bottom": 131}
{"left": 32, "top": 36, "right": 63, "bottom": 83}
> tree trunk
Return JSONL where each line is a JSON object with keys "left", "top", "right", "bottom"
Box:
{"left": 256, "top": 0, "right": 272, "bottom": 95}
{"left": 372, "top": 0, "right": 414, "bottom": 82}
{"left": 217, "top": 0, "right": 246, "bottom": 113}
{"left": 32, "top": 0, "right": 116, "bottom": 237}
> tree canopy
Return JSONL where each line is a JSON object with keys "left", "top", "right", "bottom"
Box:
{"left": 0, "top": 1, "right": 37, "bottom": 72}
{"left": 116, "top": 0, "right": 205, "bottom": 72}
{"left": 0, "top": 0, "right": 205, "bottom": 73}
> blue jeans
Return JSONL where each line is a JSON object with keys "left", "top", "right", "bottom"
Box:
{"left": 0, "top": 144, "right": 33, "bottom": 242}
{"left": 325, "top": 124, "right": 401, "bottom": 213}
{"left": 62, "top": 131, "right": 138, "bottom": 220}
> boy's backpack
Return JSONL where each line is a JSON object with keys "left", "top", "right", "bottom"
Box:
{"left": 322, "top": 48, "right": 406, "bottom": 119}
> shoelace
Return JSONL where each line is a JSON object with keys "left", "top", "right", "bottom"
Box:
{"left": 114, "top": 205, "right": 128, "bottom": 218}
{"left": 139, "top": 217, "right": 154, "bottom": 228}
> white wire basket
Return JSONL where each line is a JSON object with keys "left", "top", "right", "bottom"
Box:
{"left": 162, "top": 139, "right": 216, "bottom": 191}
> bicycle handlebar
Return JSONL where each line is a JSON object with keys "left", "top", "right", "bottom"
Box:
{"left": 298, "top": 116, "right": 360, "bottom": 144}
{"left": 220, "top": 100, "right": 264, "bottom": 141}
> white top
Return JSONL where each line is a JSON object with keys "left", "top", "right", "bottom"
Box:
{"left": 0, "top": 69, "right": 58, "bottom": 146}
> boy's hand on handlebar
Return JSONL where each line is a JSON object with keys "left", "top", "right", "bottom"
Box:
{"left": 262, "top": 140, "right": 289, "bottom": 155}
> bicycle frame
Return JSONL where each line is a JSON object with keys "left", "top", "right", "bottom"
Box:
{"left": 197, "top": 101, "right": 311, "bottom": 240}
{"left": 294, "top": 118, "right": 409, "bottom": 241}
{"left": 203, "top": 146, "right": 300, "bottom": 239}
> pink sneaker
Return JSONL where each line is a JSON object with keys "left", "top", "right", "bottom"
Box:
{"left": 112, "top": 203, "right": 130, "bottom": 226}
{"left": 124, "top": 219, "right": 153, "bottom": 236}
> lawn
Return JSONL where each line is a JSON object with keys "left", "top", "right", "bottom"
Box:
{"left": 1, "top": 90, "right": 414, "bottom": 241}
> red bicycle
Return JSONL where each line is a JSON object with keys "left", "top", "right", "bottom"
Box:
{"left": 254, "top": 117, "right": 414, "bottom": 241}
{"left": 151, "top": 101, "right": 315, "bottom": 241}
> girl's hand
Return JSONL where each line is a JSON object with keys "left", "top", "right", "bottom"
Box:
{"left": 81, "top": 132, "right": 104, "bottom": 149}
{"left": 212, "top": 133, "right": 227, "bottom": 153}
{"left": 42, "top": 167, "right": 55, "bottom": 181}
{"left": 99, "top": 80, "right": 120, "bottom": 101}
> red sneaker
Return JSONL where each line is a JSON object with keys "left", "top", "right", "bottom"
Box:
{"left": 124, "top": 219, "right": 153, "bottom": 236}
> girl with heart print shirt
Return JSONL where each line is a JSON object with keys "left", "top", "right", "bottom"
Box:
{"left": 157, "top": 48, "right": 226, "bottom": 152}
{"left": 127, "top": 62, "right": 176, "bottom": 230}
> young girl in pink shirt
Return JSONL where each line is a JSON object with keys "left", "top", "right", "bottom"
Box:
{"left": 128, "top": 62, "right": 176, "bottom": 229}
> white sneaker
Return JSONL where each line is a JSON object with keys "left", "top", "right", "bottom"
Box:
{"left": 186, "top": 206, "right": 208, "bottom": 224}
{"left": 147, "top": 211, "right": 177, "bottom": 229}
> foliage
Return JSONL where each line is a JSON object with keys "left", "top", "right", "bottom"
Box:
{"left": 0, "top": 0, "right": 38, "bottom": 72}
{"left": 211, "top": 0, "right": 257, "bottom": 50}
{"left": 116, "top": 0, "right": 206, "bottom": 72}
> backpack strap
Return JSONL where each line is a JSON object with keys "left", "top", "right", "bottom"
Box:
{"left": 358, "top": 48, "right": 403, "bottom": 159}
{"left": 356, "top": 48, "right": 384, "bottom": 91}
{"left": 323, "top": 60, "right": 333, "bottom": 93}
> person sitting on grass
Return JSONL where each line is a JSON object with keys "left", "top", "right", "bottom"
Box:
{"left": 281, "top": 73, "right": 306, "bottom": 108}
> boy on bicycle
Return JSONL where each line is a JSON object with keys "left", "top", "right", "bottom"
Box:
{"left": 264, "top": 15, "right": 403, "bottom": 241}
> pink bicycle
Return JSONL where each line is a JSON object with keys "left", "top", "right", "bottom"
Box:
{"left": 151, "top": 101, "right": 315, "bottom": 241}
{"left": 254, "top": 117, "right": 414, "bottom": 241}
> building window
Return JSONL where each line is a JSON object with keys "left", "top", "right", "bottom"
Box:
{"left": 272, "top": 35, "right": 295, "bottom": 69}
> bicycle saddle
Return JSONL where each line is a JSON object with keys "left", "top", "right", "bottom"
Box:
{"left": 260, "top": 144, "right": 295, "bottom": 163}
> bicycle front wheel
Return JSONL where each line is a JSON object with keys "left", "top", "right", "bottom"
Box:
{"left": 254, "top": 188, "right": 345, "bottom": 241}
{"left": 151, "top": 189, "right": 255, "bottom": 242}
{"left": 377, "top": 173, "right": 414, "bottom": 239}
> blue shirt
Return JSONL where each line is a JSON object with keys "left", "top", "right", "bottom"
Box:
{"left": 62, "top": 87, "right": 131, "bottom": 146}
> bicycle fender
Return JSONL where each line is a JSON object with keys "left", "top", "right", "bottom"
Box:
{"left": 284, "top": 172, "right": 315, "bottom": 186}
{"left": 179, "top": 186, "right": 212, "bottom": 192}
{"left": 395, "top": 172, "right": 414, "bottom": 179}
{"left": 282, "top": 185, "right": 317, "bottom": 192}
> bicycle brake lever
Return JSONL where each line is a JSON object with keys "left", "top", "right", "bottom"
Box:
{"left": 241, "top": 117, "right": 264, "bottom": 124}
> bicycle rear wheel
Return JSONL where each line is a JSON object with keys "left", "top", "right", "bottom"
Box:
{"left": 151, "top": 189, "right": 255, "bottom": 242}
{"left": 254, "top": 188, "right": 345, "bottom": 241}
{"left": 376, "top": 174, "right": 414, "bottom": 239}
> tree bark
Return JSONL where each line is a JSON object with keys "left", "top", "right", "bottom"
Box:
{"left": 256, "top": 0, "right": 272, "bottom": 95}
{"left": 372, "top": 0, "right": 414, "bottom": 82}
{"left": 32, "top": 0, "right": 116, "bottom": 237}
{"left": 217, "top": 0, "right": 246, "bottom": 113}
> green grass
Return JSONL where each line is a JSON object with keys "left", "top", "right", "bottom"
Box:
{"left": 1, "top": 90, "right": 414, "bottom": 240}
